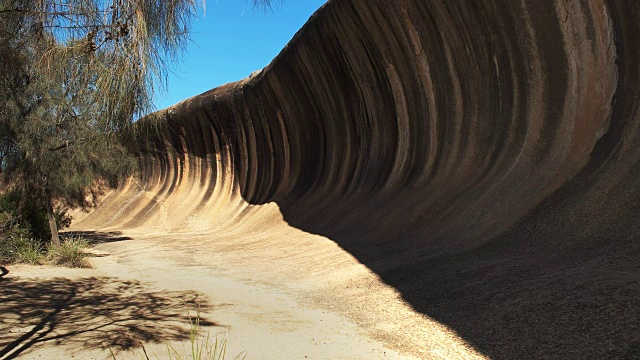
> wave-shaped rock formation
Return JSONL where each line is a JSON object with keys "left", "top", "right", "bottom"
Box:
{"left": 78, "top": 0, "right": 640, "bottom": 358}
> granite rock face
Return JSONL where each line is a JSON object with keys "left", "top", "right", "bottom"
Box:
{"left": 80, "top": 0, "right": 640, "bottom": 357}
{"left": 126, "top": 0, "right": 630, "bottom": 250}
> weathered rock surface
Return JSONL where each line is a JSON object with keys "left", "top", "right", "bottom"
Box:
{"left": 77, "top": 0, "right": 640, "bottom": 358}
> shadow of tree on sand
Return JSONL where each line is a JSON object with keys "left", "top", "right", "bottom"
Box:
{"left": 0, "top": 275, "right": 220, "bottom": 359}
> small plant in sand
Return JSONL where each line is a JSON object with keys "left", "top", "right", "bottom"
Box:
{"left": 109, "top": 311, "right": 246, "bottom": 360}
{"left": 47, "top": 236, "right": 91, "bottom": 268}
{"left": 166, "top": 311, "right": 246, "bottom": 360}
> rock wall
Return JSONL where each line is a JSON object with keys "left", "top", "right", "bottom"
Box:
{"left": 98, "top": 0, "right": 627, "bottom": 250}
{"left": 76, "top": 1, "right": 640, "bottom": 357}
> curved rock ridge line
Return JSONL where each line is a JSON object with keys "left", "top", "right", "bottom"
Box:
{"left": 73, "top": 0, "right": 640, "bottom": 357}
{"left": 82, "top": 0, "right": 621, "bottom": 253}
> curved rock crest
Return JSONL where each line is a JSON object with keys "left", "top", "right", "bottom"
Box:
{"left": 77, "top": 1, "right": 640, "bottom": 357}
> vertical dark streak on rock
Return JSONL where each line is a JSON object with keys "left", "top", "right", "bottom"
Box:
{"left": 79, "top": 0, "right": 640, "bottom": 357}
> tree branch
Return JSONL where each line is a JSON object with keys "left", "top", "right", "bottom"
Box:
{"left": 49, "top": 140, "right": 71, "bottom": 151}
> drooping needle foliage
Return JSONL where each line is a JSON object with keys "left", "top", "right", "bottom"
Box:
{"left": 0, "top": 0, "right": 200, "bottom": 246}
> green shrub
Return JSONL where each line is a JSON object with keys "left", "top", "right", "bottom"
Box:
{"left": 0, "top": 193, "right": 85, "bottom": 266}
{"left": 0, "top": 241, "right": 11, "bottom": 263}
{"left": 0, "top": 200, "right": 41, "bottom": 264}
{"left": 0, "top": 190, "right": 73, "bottom": 243}
{"left": 0, "top": 211, "right": 16, "bottom": 229}
{"left": 47, "top": 236, "right": 91, "bottom": 268}
{"left": 0, "top": 234, "right": 18, "bottom": 263}
{"left": 15, "top": 238, "right": 45, "bottom": 264}
{"left": 0, "top": 235, "right": 45, "bottom": 264}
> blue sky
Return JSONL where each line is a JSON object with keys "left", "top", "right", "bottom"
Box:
{"left": 154, "top": 0, "right": 327, "bottom": 110}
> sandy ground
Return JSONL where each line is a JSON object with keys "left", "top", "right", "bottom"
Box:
{"left": 0, "top": 224, "right": 483, "bottom": 359}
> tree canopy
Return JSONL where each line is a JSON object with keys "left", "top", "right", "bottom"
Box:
{"left": 0, "top": 0, "right": 200, "bottom": 245}
{"left": 1, "top": 0, "right": 278, "bottom": 246}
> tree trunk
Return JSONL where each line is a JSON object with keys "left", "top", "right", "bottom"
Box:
{"left": 45, "top": 187, "right": 60, "bottom": 247}
{"left": 15, "top": 188, "right": 26, "bottom": 226}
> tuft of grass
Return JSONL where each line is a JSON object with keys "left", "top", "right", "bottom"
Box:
{"left": 107, "top": 310, "right": 246, "bottom": 360}
{"left": 0, "top": 236, "right": 45, "bottom": 265}
{"left": 1, "top": 234, "right": 91, "bottom": 267}
{"left": 15, "top": 239, "right": 45, "bottom": 264}
{"left": 166, "top": 310, "right": 246, "bottom": 360}
{"left": 47, "top": 236, "right": 91, "bottom": 268}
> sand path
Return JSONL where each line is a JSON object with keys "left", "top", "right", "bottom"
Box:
{"left": 0, "top": 226, "right": 482, "bottom": 360}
